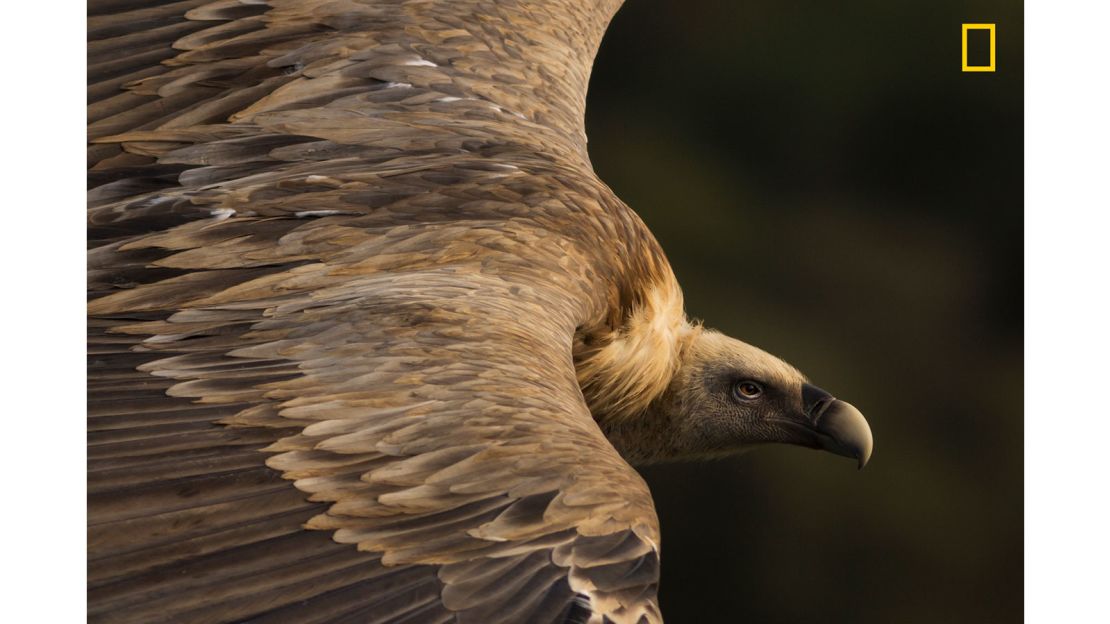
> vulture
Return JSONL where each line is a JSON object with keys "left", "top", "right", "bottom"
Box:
{"left": 87, "top": 1, "right": 874, "bottom": 622}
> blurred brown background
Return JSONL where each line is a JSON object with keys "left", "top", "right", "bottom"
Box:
{"left": 585, "top": 1, "right": 1022, "bottom": 622}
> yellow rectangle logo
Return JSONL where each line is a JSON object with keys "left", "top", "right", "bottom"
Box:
{"left": 962, "top": 23, "right": 996, "bottom": 72}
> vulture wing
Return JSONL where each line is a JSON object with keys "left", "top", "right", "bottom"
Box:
{"left": 89, "top": 1, "right": 665, "bottom": 623}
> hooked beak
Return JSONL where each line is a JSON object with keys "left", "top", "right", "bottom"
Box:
{"left": 801, "top": 383, "right": 874, "bottom": 469}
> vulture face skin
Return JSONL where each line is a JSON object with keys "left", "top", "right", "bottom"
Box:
{"left": 600, "top": 331, "right": 874, "bottom": 467}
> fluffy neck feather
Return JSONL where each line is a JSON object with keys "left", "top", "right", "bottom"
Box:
{"left": 575, "top": 277, "right": 700, "bottom": 423}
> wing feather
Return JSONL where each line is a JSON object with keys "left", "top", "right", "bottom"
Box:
{"left": 89, "top": 1, "right": 666, "bottom": 622}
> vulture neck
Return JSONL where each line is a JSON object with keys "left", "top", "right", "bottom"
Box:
{"left": 575, "top": 275, "right": 700, "bottom": 427}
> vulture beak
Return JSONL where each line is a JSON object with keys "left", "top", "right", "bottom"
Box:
{"left": 801, "top": 383, "right": 874, "bottom": 469}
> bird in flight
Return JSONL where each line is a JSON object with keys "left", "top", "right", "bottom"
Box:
{"left": 88, "top": 1, "right": 874, "bottom": 622}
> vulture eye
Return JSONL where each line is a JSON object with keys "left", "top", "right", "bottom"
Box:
{"left": 733, "top": 380, "right": 764, "bottom": 400}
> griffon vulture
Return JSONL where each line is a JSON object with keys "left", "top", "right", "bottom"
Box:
{"left": 87, "top": 0, "right": 874, "bottom": 622}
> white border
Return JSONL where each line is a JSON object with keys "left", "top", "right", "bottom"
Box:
{"left": 1, "top": 3, "right": 87, "bottom": 620}
{"left": 1025, "top": 1, "right": 1110, "bottom": 621}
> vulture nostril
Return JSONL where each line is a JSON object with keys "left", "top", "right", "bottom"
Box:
{"left": 809, "top": 397, "right": 835, "bottom": 422}
{"left": 801, "top": 383, "right": 835, "bottom": 417}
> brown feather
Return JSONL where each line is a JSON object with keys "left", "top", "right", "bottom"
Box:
{"left": 87, "top": 1, "right": 684, "bottom": 622}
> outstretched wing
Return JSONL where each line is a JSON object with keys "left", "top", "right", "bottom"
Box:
{"left": 88, "top": 1, "right": 665, "bottom": 623}
{"left": 89, "top": 264, "right": 662, "bottom": 623}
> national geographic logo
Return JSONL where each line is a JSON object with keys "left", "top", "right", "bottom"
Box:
{"left": 962, "top": 24, "right": 996, "bottom": 72}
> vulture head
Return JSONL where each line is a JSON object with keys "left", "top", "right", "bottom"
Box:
{"left": 581, "top": 289, "right": 873, "bottom": 468}
{"left": 654, "top": 331, "right": 871, "bottom": 466}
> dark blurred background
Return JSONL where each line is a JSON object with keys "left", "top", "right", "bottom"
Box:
{"left": 585, "top": 1, "right": 1022, "bottom": 622}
